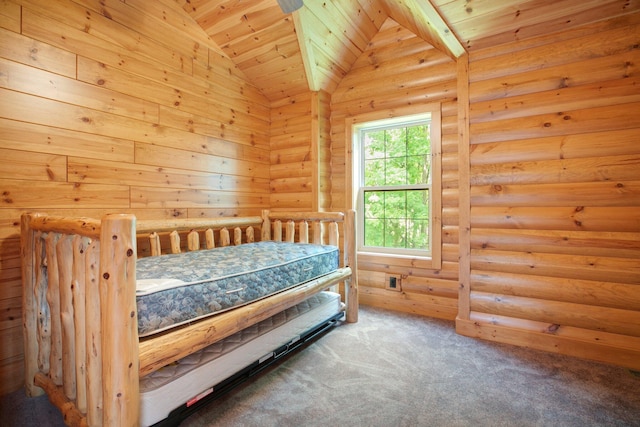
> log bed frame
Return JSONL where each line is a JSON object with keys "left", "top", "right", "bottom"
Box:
{"left": 21, "top": 210, "right": 358, "bottom": 426}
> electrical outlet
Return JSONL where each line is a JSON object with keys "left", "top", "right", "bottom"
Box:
{"left": 385, "top": 274, "right": 402, "bottom": 292}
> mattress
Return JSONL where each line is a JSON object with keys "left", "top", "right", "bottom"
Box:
{"left": 139, "top": 291, "right": 343, "bottom": 427}
{"left": 136, "top": 241, "right": 339, "bottom": 337}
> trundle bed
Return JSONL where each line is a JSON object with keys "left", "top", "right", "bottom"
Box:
{"left": 21, "top": 210, "right": 358, "bottom": 426}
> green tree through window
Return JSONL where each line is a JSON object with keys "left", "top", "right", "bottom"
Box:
{"left": 360, "top": 120, "right": 432, "bottom": 251}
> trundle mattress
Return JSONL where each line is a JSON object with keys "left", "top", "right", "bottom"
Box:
{"left": 135, "top": 241, "right": 340, "bottom": 337}
{"left": 139, "top": 290, "right": 343, "bottom": 426}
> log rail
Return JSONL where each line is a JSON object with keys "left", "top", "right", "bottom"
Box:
{"left": 21, "top": 210, "right": 358, "bottom": 426}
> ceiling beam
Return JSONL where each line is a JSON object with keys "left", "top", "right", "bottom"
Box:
{"left": 385, "top": 0, "right": 465, "bottom": 59}
{"left": 292, "top": 7, "right": 321, "bottom": 91}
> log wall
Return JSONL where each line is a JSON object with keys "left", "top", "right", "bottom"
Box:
{"left": 456, "top": 13, "right": 640, "bottom": 369}
{"left": 270, "top": 90, "right": 331, "bottom": 212}
{"left": 330, "top": 19, "right": 460, "bottom": 320}
{"left": 0, "top": 0, "right": 270, "bottom": 395}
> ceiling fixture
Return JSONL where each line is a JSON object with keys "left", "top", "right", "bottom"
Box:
{"left": 277, "top": 0, "right": 303, "bottom": 13}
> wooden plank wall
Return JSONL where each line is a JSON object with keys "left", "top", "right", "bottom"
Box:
{"left": 0, "top": 0, "right": 270, "bottom": 395}
{"left": 331, "top": 20, "right": 460, "bottom": 320}
{"left": 456, "top": 13, "right": 640, "bottom": 369}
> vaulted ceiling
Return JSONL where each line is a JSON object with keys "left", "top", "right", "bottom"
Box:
{"left": 177, "top": 0, "right": 638, "bottom": 102}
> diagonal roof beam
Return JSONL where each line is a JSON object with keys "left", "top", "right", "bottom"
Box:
{"left": 386, "top": 0, "right": 465, "bottom": 60}
{"left": 292, "top": 7, "right": 321, "bottom": 92}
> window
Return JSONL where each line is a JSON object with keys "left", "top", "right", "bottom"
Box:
{"left": 348, "top": 106, "right": 441, "bottom": 268}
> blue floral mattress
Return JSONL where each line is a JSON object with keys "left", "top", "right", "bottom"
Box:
{"left": 135, "top": 241, "right": 339, "bottom": 337}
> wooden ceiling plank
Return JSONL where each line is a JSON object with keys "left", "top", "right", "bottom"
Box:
{"left": 310, "top": 0, "right": 371, "bottom": 52}
{"left": 220, "top": 22, "right": 297, "bottom": 62}
{"left": 330, "top": 0, "right": 382, "bottom": 47}
{"left": 234, "top": 37, "right": 300, "bottom": 70}
{"left": 291, "top": 3, "right": 364, "bottom": 94}
{"left": 435, "top": 0, "right": 521, "bottom": 25}
{"left": 188, "top": 0, "right": 247, "bottom": 22}
{"left": 183, "top": 0, "right": 227, "bottom": 21}
{"left": 134, "top": 0, "right": 223, "bottom": 53}
{"left": 309, "top": 40, "right": 350, "bottom": 78}
{"left": 240, "top": 46, "right": 305, "bottom": 76}
{"left": 452, "top": 0, "right": 626, "bottom": 43}
{"left": 302, "top": 4, "right": 363, "bottom": 60}
{"left": 197, "top": 0, "right": 273, "bottom": 37}
{"left": 208, "top": 4, "right": 285, "bottom": 44}
{"left": 356, "top": 0, "right": 389, "bottom": 29}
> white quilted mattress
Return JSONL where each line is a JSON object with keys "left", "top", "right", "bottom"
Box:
{"left": 139, "top": 291, "right": 343, "bottom": 426}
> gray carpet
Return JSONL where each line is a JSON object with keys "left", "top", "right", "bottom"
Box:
{"left": 2, "top": 306, "right": 639, "bottom": 427}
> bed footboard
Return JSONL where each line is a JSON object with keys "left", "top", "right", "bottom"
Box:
{"left": 21, "top": 210, "right": 358, "bottom": 426}
{"left": 22, "top": 213, "right": 139, "bottom": 426}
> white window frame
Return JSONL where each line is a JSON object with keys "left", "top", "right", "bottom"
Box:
{"left": 346, "top": 104, "right": 442, "bottom": 270}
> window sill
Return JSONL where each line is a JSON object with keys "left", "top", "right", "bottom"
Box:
{"left": 357, "top": 251, "right": 441, "bottom": 271}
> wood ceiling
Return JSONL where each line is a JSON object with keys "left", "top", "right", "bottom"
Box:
{"left": 178, "top": 0, "right": 638, "bottom": 102}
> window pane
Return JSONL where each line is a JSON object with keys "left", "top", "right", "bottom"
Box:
{"left": 406, "top": 155, "right": 429, "bottom": 185}
{"left": 384, "top": 157, "right": 407, "bottom": 185}
{"left": 384, "top": 217, "right": 406, "bottom": 248}
{"left": 407, "top": 124, "right": 430, "bottom": 156}
{"left": 407, "top": 219, "right": 429, "bottom": 249}
{"left": 407, "top": 189, "right": 429, "bottom": 219}
{"left": 385, "top": 128, "right": 406, "bottom": 158}
{"left": 362, "top": 189, "right": 429, "bottom": 250}
{"left": 364, "top": 191, "right": 384, "bottom": 218}
{"left": 363, "top": 123, "right": 431, "bottom": 188}
{"left": 363, "top": 131, "right": 385, "bottom": 159}
{"left": 364, "top": 218, "right": 384, "bottom": 246}
{"left": 385, "top": 190, "right": 406, "bottom": 213}
{"left": 364, "top": 159, "right": 386, "bottom": 186}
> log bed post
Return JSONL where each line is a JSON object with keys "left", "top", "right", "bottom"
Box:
{"left": 260, "top": 209, "right": 359, "bottom": 323}
{"left": 99, "top": 214, "right": 139, "bottom": 427}
{"left": 345, "top": 209, "right": 358, "bottom": 323}
{"left": 21, "top": 213, "right": 44, "bottom": 397}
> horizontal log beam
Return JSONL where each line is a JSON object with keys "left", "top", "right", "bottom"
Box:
{"left": 457, "top": 316, "right": 640, "bottom": 371}
{"left": 136, "top": 216, "right": 262, "bottom": 234}
{"left": 471, "top": 270, "right": 640, "bottom": 311}
{"left": 470, "top": 291, "right": 640, "bottom": 337}
{"left": 34, "top": 372, "right": 88, "bottom": 427}
{"left": 267, "top": 211, "right": 345, "bottom": 222}
{"left": 25, "top": 213, "right": 101, "bottom": 239}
